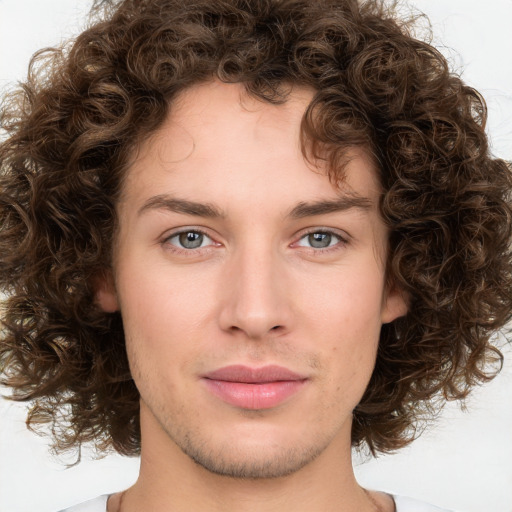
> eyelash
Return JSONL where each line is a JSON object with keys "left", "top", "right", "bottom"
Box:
{"left": 161, "top": 227, "right": 349, "bottom": 255}
{"left": 162, "top": 228, "right": 217, "bottom": 256}
{"left": 293, "top": 228, "right": 349, "bottom": 254}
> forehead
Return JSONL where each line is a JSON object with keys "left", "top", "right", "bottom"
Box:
{"left": 139, "top": 81, "right": 313, "bottom": 163}
{"left": 123, "top": 80, "right": 381, "bottom": 207}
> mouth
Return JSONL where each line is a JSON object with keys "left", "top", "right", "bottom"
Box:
{"left": 201, "top": 365, "right": 308, "bottom": 410}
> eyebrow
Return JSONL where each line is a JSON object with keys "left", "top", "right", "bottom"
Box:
{"left": 138, "top": 195, "right": 226, "bottom": 218}
{"left": 137, "top": 194, "right": 373, "bottom": 219}
{"left": 287, "top": 196, "right": 373, "bottom": 219}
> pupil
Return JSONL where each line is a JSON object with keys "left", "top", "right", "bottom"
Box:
{"left": 179, "top": 232, "right": 203, "bottom": 249}
{"left": 309, "top": 233, "right": 331, "bottom": 248}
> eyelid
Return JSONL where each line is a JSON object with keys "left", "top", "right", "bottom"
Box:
{"left": 159, "top": 226, "right": 350, "bottom": 255}
{"left": 161, "top": 226, "right": 221, "bottom": 252}
{"left": 291, "top": 227, "right": 350, "bottom": 251}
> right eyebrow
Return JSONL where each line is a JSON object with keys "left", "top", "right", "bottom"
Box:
{"left": 287, "top": 195, "right": 373, "bottom": 219}
{"left": 137, "top": 195, "right": 226, "bottom": 219}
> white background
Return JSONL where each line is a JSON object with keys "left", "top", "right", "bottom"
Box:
{"left": 0, "top": 1, "right": 511, "bottom": 511}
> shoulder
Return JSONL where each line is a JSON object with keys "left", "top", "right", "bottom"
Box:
{"left": 57, "top": 495, "right": 109, "bottom": 512}
{"left": 393, "top": 494, "right": 457, "bottom": 512}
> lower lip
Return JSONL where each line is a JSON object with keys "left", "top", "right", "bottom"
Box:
{"left": 202, "top": 379, "right": 307, "bottom": 410}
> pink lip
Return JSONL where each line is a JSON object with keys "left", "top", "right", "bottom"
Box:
{"left": 202, "top": 365, "right": 308, "bottom": 410}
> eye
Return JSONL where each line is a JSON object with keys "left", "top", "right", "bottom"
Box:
{"left": 295, "top": 231, "right": 345, "bottom": 249}
{"left": 166, "top": 230, "right": 214, "bottom": 250}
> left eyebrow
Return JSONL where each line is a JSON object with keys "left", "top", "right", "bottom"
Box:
{"left": 287, "top": 196, "right": 373, "bottom": 219}
{"left": 137, "top": 195, "right": 226, "bottom": 218}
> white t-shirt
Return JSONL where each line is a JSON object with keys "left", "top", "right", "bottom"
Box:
{"left": 58, "top": 494, "right": 456, "bottom": 511}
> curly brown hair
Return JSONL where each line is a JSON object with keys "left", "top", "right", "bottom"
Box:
{"left": 1, "top": 0, "right": 511, "bottom": 457}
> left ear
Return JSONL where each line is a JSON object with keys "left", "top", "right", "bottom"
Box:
{"left": 381, "top": 285, "right": 408, "bottom": 324}
{"left": 93, "top": 269, "right": 119, "bottom": 313}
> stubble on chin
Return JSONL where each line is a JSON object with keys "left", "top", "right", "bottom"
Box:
{"left": 169, "top": 425, "right": 331, "bottom": 480}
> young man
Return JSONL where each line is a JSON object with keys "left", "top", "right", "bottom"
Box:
{"left": 0, "top": 1, "right": 511, "bottom": 511}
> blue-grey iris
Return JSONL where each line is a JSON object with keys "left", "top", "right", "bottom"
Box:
{"left": 309, "top": 233, "right": 332, "bottom": 248}
{"left": 179, "top": 232, "right": 203, "bottom": 249}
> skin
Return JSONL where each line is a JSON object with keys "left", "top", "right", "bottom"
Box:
{"left": 98, "top": 80, "right": 406, "bottom": 512}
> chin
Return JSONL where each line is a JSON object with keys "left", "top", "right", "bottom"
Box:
{"left": 182, "top": 440, "right": 327, "bottom": 479}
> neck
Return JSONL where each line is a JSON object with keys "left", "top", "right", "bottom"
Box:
{"left": 112, "top": 404, "right": 392, "bottom": 512}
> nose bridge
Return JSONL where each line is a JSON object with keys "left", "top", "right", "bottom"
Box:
{"left": 219, "top": 235, "right": 290, "bottom": 338}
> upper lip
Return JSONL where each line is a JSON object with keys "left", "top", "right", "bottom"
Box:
{"left": 203, "top": 365, "right": 307, "bottom": 383}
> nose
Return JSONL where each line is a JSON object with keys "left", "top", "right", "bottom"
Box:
{"left": 217, "top": 244, "right": 293, "bottom": 340}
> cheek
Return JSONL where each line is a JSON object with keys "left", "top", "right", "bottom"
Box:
{"left": 298, "top": 258, "right": 385, "bottom": 337}
{"left": 116, "top": 255, "right": 222, "bottom": 390}
{"left": 298, "top": 260, "right": 384, "bottom": 398}
{"left": 118, "top": 255, "right": 210, "bottom": 331}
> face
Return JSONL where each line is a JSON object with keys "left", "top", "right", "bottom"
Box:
{"left": 98, "top": 81, "right": 406, "bottom": 479}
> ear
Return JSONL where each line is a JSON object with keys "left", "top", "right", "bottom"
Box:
{"left": 93, "top": 270, "right": 119, "bottom": 313}
{"left": 381, "top": 285, "right": 408, "bottom": 324}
